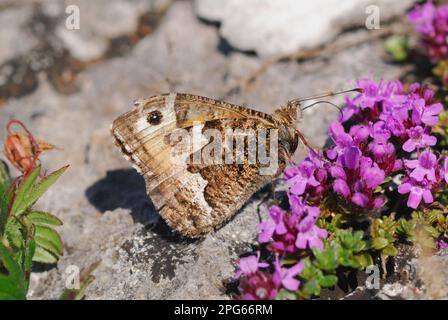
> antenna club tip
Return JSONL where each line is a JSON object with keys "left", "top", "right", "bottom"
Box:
{"left": 354, "top": 88, "right": 364, "bottom": 93}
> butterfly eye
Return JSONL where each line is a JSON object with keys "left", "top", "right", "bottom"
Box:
{"left": 147, "top": 110, "right": 163, "bottom": 125}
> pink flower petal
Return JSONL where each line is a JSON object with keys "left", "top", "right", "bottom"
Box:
{"left": 408, "top": 187, "right": 423, "bottom": 209}
{"left": 403, "top": 139, "right": 416, "bottom": 152}
{"left": 398, "top": 182, "right": 412, "bottom": 194}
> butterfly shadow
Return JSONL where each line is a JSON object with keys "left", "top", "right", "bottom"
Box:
{"left": 85, "top": 168, "right": 197, "bottom": 244}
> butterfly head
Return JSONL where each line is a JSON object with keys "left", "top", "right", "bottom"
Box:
{"left": 273, "top": 101, "right": 300, "bottom": 128}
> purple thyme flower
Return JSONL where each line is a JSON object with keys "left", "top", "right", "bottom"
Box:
{"left": 284, "top": 161, "right": 320, "bottom": 196}
{"left": 257, "top": 206, "right": 288, "bottom": 243}
{"left": 342, "top": 79, "right": 406, "bottom": 123}
{"left": 333, "top": 178, "right": 350, "bottom": 198}
{"left": 370, "top": 120, "right": 391, "bottom": 143}
{"left": 273, "top": 259, "right": 304, "bottom": 291}
{"left": 398, "top": 178, "right": 434, "bottom": 209}
{"left": 352, "top": 79, "right": 383, "bottom": 109}
{"left": 408, "top": 1, "right": 438, "bottom": 34}
{"left": 408, "top": 1, "right": 448, "bottom": 62}
{"left": 289, "top": 196, "right": 325, "bottom": 242}
{"left": 411, "top": 98, "right": 443, "bottom": 126}
{"left": 437, "top": 239, "right": 448, "bottom": 251}
{"left": 235, "top": 252, "right": 269, "bottom": 278}
{"left": 368, "top": 140, "right": 395, "bottom": 165}
{"left": 349, "top": 125, "right": 370, "bottom": 144}
{"left": 352, "top": 192, "right": 369, "bottom": 208}
{"left": 404, "top": 151, "right": 438, "bottom": 182}
{"left": 444, "top": 157, "right": 448, "bottom": 184}
{"left": 235, "top": 76, "right": 448, "bottom": 300}
{"left": 360, "top": 157, "right": 385, "bottom": 189}
{"left": 327, "top": 121, "right": 354, "bottom": 161}
{"left": 403, "top": 126, "right": 437, "bottom": 152}
{"left": 237, "top": 271, "right": 278, "bottom": 300}
{"left": 341, "top": 146, "right": 361, "bottom": 170}
{"left": 295, "top": 216, "right": 328, "bottom": 251}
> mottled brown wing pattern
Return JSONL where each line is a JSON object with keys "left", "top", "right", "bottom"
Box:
{"left": 111, "top": 93, "right": 298, "bottom": 237}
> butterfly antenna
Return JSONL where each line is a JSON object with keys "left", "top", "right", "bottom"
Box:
{"left": 289, "top": 87, "right": 362, "bottom": 159}
{"left": 301, "top": 100, "right": 345, "bottom": 120}
{"left": 290, "top": 87, "right": 363, "bottom": 104}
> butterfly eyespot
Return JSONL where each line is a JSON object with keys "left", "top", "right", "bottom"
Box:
{"left": 147, "top": 110, "right": 163, "bottom": 125}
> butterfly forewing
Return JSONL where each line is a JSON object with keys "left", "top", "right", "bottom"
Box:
{"left": 111, "top": 93, "right": 298, "bottom": 237}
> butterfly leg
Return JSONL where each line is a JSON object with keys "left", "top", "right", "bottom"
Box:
{"left": 295, "top": 129, "right": 319, "bottom": 158}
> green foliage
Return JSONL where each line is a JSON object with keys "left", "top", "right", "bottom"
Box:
{"left": 2, "top": 165, "right": 67, "bottom": 265}
{"left": 26, "top": 211, "right": 63, "bottom": 264}
{"left": 404, "top": 209, "right": 448, "bottom": 250}
{"left": 369, "top": 217, "right": 398, "bottom": 257}
{"left": 297, "top": 229, "right": 372, "bottom": 299}
{"left": 0, "top": 161, "right": 11, "bottom": 235}
{"left": 397, "top": 218, "right": 416, "bottom": 242}
{"left": 276, "top": 288, "right": 298, "bottom": 300}
{"left": 384, "top": 35, "right": 409, "bottom": 62}
{"left": 0, "top": 161, "right": 69, "bottom": 299}
{"left": 10, "top": 165, "right": 68, "bottom": 217}
{"left": 0, "top": 242, "right": 30, "bottom": 300}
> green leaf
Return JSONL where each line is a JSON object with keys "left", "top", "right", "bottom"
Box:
{"left": 0, "top": 242, "right": 27, "bottom": 299}
{"left": 10, "top": 166, "right": 41, "bottom": 216}
{"left": 0, "top": 161, "right": 12, "bottom": 235}
{"left": 4, "top": 218, "right": 24, "bottom": 251}
{"left": 424, "top": 225, "right": 441, "bottom": 239}
{"left": 299, "top": 259, "right": 322, "bottom": 280}
{"left": 397, "top": 218, "right": 415, "bottom": 238}
{"left": 319, "top": 275, "right": 338, "bottom": 288}
{"left": 27, "top": 211, "right": 63, "bottom": 226}
{"left": 352, "top": 253, "right": 374, "bottom": 269}
{"left": 13, "top": 165, "right": 68, "bottom": 216}
{"left": 372, "top": 237, "right": 389, "bottom": 250}
{"left": 299, "top": 279, "right": 321, "bottom": 298}
{"left": 337, "top": 246, "right": 353, "bottom": 267}
{"left": 0, "top": 242, "right": 23, "bottom": 281}
{"left": 384, "top": 35, "right": 408, "bottom": 62}
{"left": 275, "top": 289, "right": 297, "bottom": 300}
{"left": 337, "top": 229, "right": 366, "bottom": 252}
{"left": 0, "top": 275, "right": 26, "bottom": 300}
{"left": 427, "top": 210, "right": 443, "bottom": 224}
{"left": 382, "top": 244, "right": 398, "bottom": 257}
{"left": 32, "top": 246, "right": 58, "bottom": 264}
{"left": 0, "top": 160, "right": 11, "bottom": 201}
{"left": 313, "top": 248, "right": 338, "bottom": 272}
{"left": 34, "top": 225, "right": 63, "bottom": 258}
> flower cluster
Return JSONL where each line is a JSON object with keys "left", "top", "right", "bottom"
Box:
{"left": 234, "top": 252, "right": 303, "bottom": 300}
{"left": 342, "top": 81, "right": 446, "bottom": 210}
{"left": 257, "top": 195, "right": 328, "bottom": 254}
{"left": 235, "top": 78, "right": 447, "bottom": 300}
{"left": 408, "top": 1, "right": 448, "bottom": 62}
{"left": 285, "top": 80, "right": 446, "bottom": 210}
{"left": 235, "top": 196, "right": 325, "bottom": 299}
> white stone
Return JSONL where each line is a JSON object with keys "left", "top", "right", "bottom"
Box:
{"left": 195, "top": 0, "right": 416, "bottom": 58}
{"left": 194, "top": 0, "right": 225, "bottom": 22}
{"left": 52, "top": 0, "right": 160, "bottom": 61}
{"left": 0, "top": 7, "right": 38, "bottom": 64}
